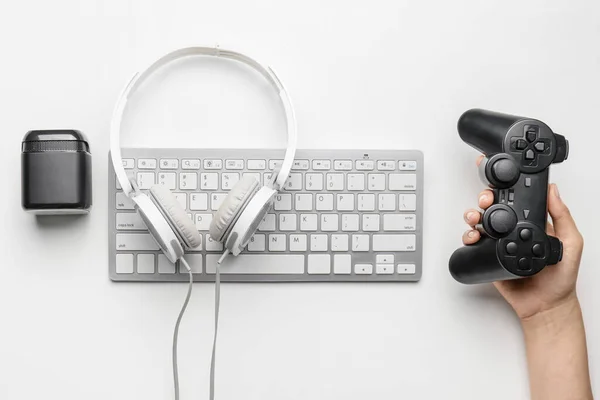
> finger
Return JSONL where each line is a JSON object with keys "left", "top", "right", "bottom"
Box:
{"left": 547, "top": 184, "right": 583, "bottom": 249}
{"left": 478, "top": 189, "right": 494, "bottom": 209}
{"left": 462, "top": 229, "right": 481, "bottom": 245}
{"left": 463, "top": 209, "right": 482, "bottom": 227}
{"left": 476, "top": 155, "right": 485, "bottom": 166}
{"left": 546, "top": 221, "right": 555, "bottom": 237}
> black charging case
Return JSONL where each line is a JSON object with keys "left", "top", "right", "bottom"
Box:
{"left": 21, "top": 130, "right": 92, "bottom": 215}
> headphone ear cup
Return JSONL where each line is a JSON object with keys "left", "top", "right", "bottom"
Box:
{"left": 149, "top": 185, "right": 202, "bottom": 249}
{"left": 210, "top": 175, "right": 260, "bottom": 243}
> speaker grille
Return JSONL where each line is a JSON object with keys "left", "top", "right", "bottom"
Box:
{"left": 22, "top": 140, "right": 90, "bottom": 153}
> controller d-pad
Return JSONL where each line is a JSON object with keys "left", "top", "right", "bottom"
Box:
{"left": 534, "top": 142, "right": 545, "bottom": 152}
{"left": 525, "top": 149, "right": 535, "bottom": 160}
{"left": 516, "top": 139, "right": 527, "bottom": 150}
{"left": 526, "top": 130, "right": 537, "bottom": 142}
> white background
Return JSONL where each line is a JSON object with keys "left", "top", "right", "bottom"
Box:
{"left": 0, "top": 1, "right": 598, "bottom": 399}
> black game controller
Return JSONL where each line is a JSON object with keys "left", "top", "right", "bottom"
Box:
{"left": 449, "top": 109, "right": 569, "bottom": 284}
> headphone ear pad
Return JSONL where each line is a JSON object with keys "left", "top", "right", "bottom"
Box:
{"left": 210, "top": 175, "right": 260, "bottom": 242}
{"left": 149, "top": 185, "right": 202, "bottom": 249}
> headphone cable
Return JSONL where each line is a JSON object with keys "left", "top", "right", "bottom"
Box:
{"left": 173, "top": 257, "right": 193, "bottom": 400}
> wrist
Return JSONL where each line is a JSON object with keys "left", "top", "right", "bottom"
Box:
{"left": 520, "top": 294, "right": 582, "bottom": 337}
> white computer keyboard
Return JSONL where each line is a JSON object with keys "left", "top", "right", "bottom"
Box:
{"left": 109, "top": 149, "right": 424, "bottom": 282}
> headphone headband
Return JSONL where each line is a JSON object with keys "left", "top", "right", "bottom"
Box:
{"left": 110, "top": 46, "right": 297, "bottom": 196}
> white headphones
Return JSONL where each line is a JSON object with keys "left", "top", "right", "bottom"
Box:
{"left": 110, "top": 46, "right": 297, "bottom": 265}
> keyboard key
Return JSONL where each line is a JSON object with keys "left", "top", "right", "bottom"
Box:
{"left": 316, "top": 194, "right": 334, "bottom": 211}
{"left": 137, "top": 254, "right": 155, "bottom": 274}
{"left": 341, "top": 214, "right": 359, "bottom": 231}
{"left": 284, "top": 173, "right": 302, "bottom": 190}
{"left": 116, "top": 213, "right": 147, "bottom": 230}
{"left": 258, "top": 213, "right": 276, "bottom": 231}
{"left": 182, "top": 159, "right": 200, "bottom": 170}
{"left": 378, "top": 193, "right": 396, "bottom": 211}
{"left": 179, "top": 254, "right": 203, "bottom": 273}
{"left": 116, "top": 192, "right": 135, "bottom": 210}
{"left": 116, "top": 234, "right": 159, "bottom": 251}
{"left": 243, "top": 172, "right": 261, "bottom": 184}
{"left": 347, "top": 174, "right": 365, "bottom": 191}
{"left": 357, "top": 194, "right": 375, "bottom": 211}
{"left": 398, "top": 264, "right": 416, "bottom": 274}
{"left": 355, "top": 263, "right": 373, "bottom": 274}
{"left": 376, "top": 254, "right": 395, "bottom": 264}
{"left": 306, "top": 174, "right": 323, "bottom": 190}
{"left": 399, "top": 194, "right": 417, "bottom": 211}
{"left": 321, "top": 214, "right": 339, "bottom": 231}
{"left": 179, "top": 173, "right": 198, "bottom": 190}
{"left": 138, "top": 158, "right": 156, "bottom": 169}
{"left": 376, "top": 264, "right": 394, "bottom": 274}
{"left": 158, "top": 172, "right": 176, "bottom": 190}
{"left": 115, "top": 254, "right": 134, "bottom": 274}
{"left": 312, "top": 160, "right": 331, "bottom": 170}
{"left": 331, "top": 234, "right": 349, "bottom": 251}
{"left": 356, "top": 160, "right": 374, "bottom": 170}
{"left": 269, "top": 234, "right": 286, "bottom": 251}
{"left": 368, "top": 174, "right": 386, "bottom": 191}
{"left": 248, "top": 234, "right": 266, "bottom": 251}
{"left": 225, "top": 159, "right": 244, "bottom": 170}
{"left": 269, "top": 159, "right": 283, "bottom": 170}
{"left": 292, "top": 160, "right": 310, "bottom": 170}
{"left": 362, "top": 214, "right": 380, "bottom": 231}
{"left": 122, "top": 159, "right": 134, "bottom": 169}
{"left": 160, "top": 159, "right": 178, "bottom": 169}
{"left": 310, "top": 234, "right": 328, "bottom": 251}
{"left": 211, "top": 193, "right": 227, "bottom": 211}
{"left": 247, "top": 159, "right": 266, "bottom": 170}
{"left": 308, "top": 254, "right": 331, "bottom": 274}
{"left": 205, "top": 254, "right": 304, "bottom": 274}
{"left": 389, "top": 174, "right": 417, "bottom": 191}
{"left": 372, "top": 234, "right": 416, "bottom": 251}
{"left": 173, "top": 193, "right": 186, "bottom": 209}
{"left": 274, "top": 193, "right": 292, "bottom": 211}
{"left": 334, "top": 254, "right": 351, "bottom": 274}
{"left": 158, "top": 254, "right": 176, "bottom": 274}
{"left": 200, "top": 173, "right": 218, "bottom": 190}
{"left": 279, "top": 214, "right": 297, "bottom": 231}
{"left": 195, "top": 214, "right": 213, "bottom": 231}
{"left": 116, "top": 171, "right": 135, "bottom": 190}
{"left": 398, "top": 161, "right": 417, "bottom": 171}
{"left": 334, "top": 160, "right": 352, "bottom": 170}
{"left": 205, "top": 235, "right": 224, "bottom": 251}
{"left": 204, "top": 159, "right": 222, "bottom": 169}
{"left": 295, "top": 193, "right": 313, "bottom": 211}
{"left": 383, "top": 214, "right": 416, "bottom": 231}
{"left": 137, "top": 172, "right": 154, "bottom": 189}
{"left": 300, "top": 214, "right": 318, "bottom": 231}
{"left": 190, "top": 193, "right": 208, "bottom": 211}
{"left": 326, "top": 173, "right": 344, "bottom": 191}
{"left": 336, "top": 194, "right": 354, "bottom": 211}
{"left": 221, "top": 173, "right": 240, "bottom": 190}
{"left": 352, "top": 234, "right": 369, "bottom": 251}
{"left": 289, "top": 234, "right": 307, "bottom": 251}
{"left": 377, "top": 160, "right": 395, "bottom": 171}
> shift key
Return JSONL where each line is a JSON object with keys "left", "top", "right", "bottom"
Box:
{"left": 116, "top": 234, "right": 159, "bottom": 251}
{"left": 372, "top": 234, "right": 416, "bottom": 251}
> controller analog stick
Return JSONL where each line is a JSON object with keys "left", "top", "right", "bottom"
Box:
{"left": 491, "top": 159, "right": 519, "bottom": 184}
{"left": 487, "top": 208, "right": 517, "bottom": 236}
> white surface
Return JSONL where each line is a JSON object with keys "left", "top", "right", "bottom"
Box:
{"left": 0, "top": 1, "right": 598, "bottom": 399}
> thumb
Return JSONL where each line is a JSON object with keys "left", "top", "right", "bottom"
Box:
{"left": 548, "top": 184, "right": 580, "bottom": 240}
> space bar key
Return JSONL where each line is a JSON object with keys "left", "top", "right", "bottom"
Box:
{"left": 205, "top": 254, "right": 305, "bottom": 274}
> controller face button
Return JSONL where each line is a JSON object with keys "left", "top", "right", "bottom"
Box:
{"left": 519, "top": 228, "right": 532, "bottom": 241}
{"left": 518, "top": 257, "right": 532, "bottom": 270}
{"left": 532, "top": 243, "right": 544, "bottom": 257}
{"left": 516, "top": 139, "right": 527, "bottom": 150}
{"left": 525, "top": 149, "right": 535, "bottom": 160}
{"left": 534, "top": 142, "right": 545, "bottom": 152}
{"left": 506, "top": 241, "right": 518, "bottom": 255}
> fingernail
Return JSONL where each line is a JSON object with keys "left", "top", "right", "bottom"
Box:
{"left": 467, "top": 230, "right": 477, "bottom": 238}
{"left": 479, "top": 194, "right": 487, "bottom": 204}
{"left": 466, "top": 211, "right": 476, "bottom": 222}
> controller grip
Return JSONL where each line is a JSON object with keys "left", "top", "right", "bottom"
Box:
{"left": 458, "top": 109, "right": 522, "bottom": 155}
{"left": 449, "top": 237, "right": 517, "bottom": 284}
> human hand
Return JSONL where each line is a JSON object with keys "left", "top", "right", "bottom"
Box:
{"left": 461, "top": 156, "right": 584, "bottom": 321}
